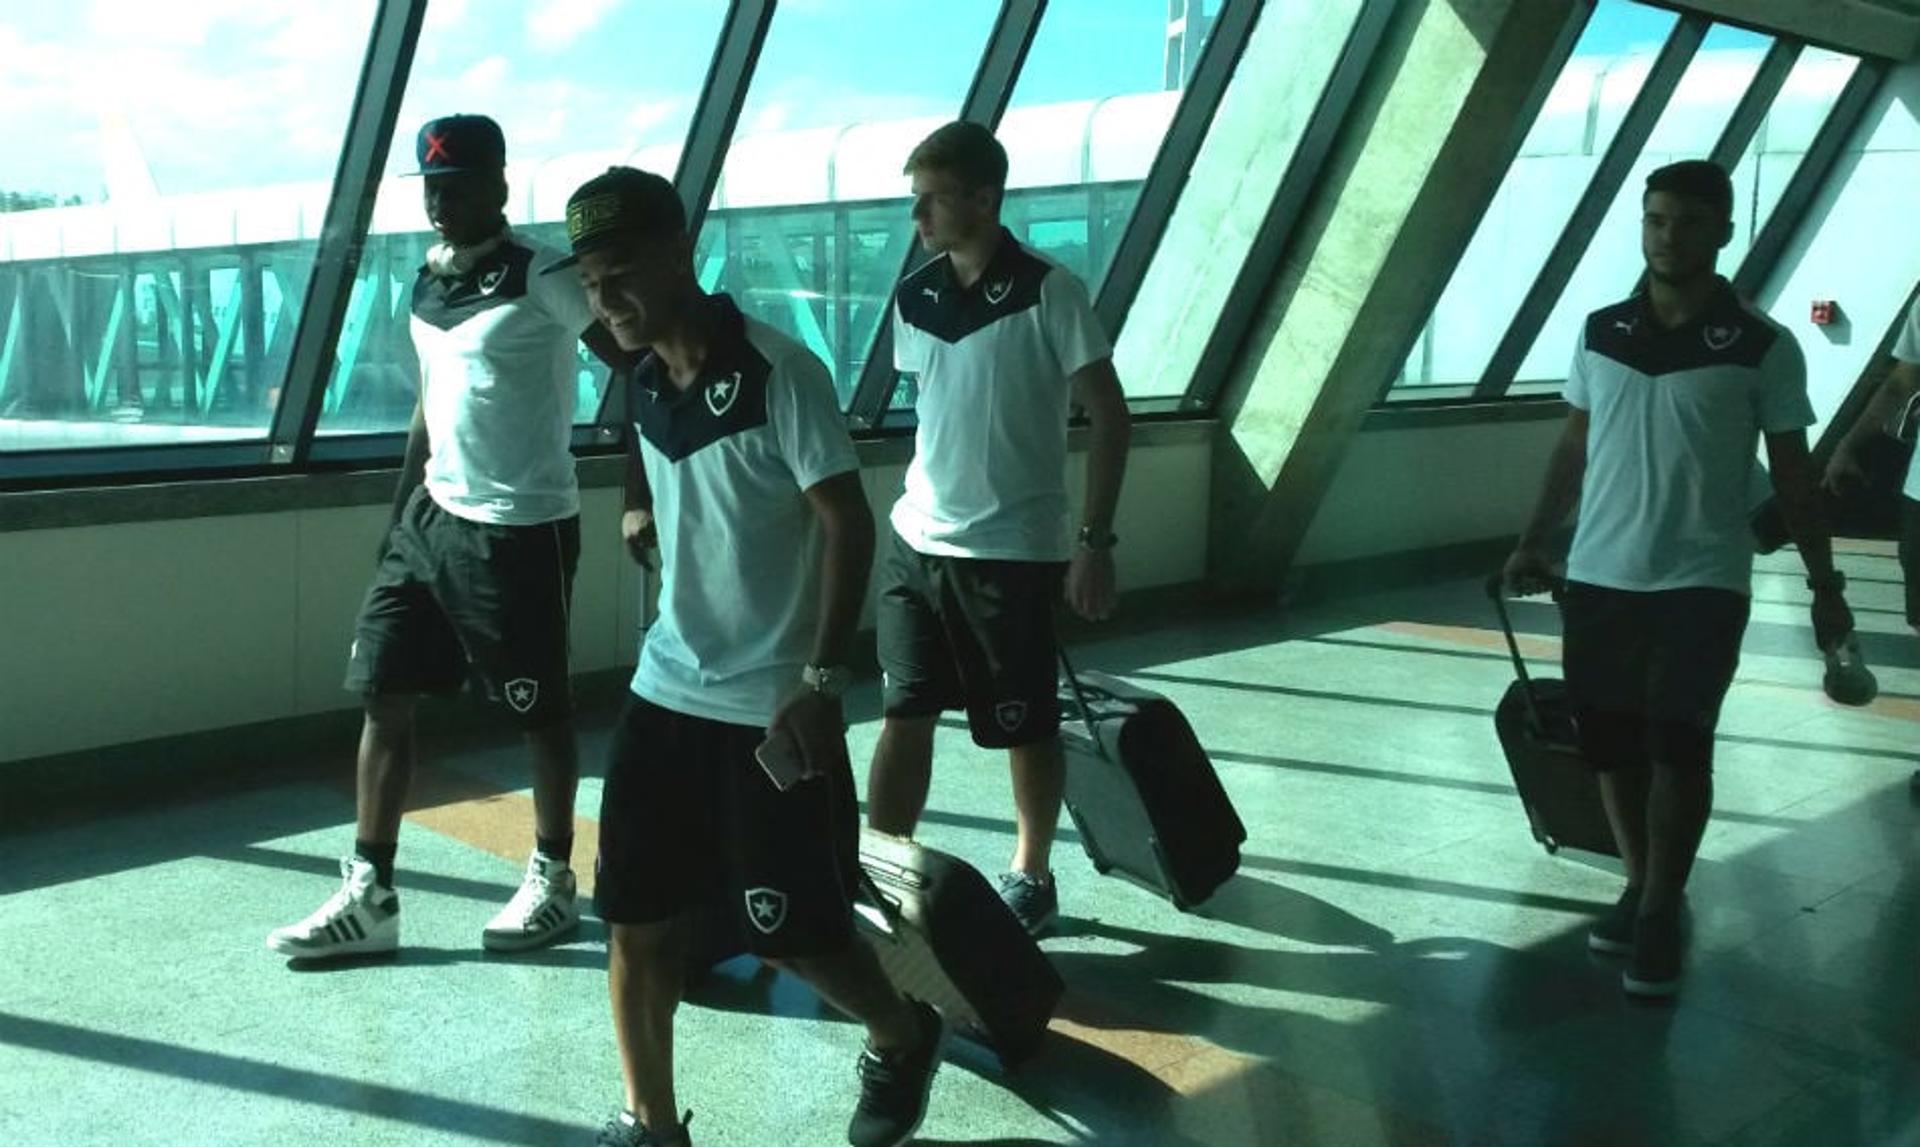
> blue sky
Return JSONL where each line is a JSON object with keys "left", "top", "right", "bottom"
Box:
{"left": 0, "top": 0, "right": 1777, "bottom": 203}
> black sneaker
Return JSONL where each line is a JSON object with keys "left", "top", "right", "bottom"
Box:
{"left": 1622, "top": 910, "right": 1683, "bottom": 999}
{"left": 848, "top": 999, "right": 946, "bottom": 1147}
{"left": 1587, "top": 886, "right": 1641, "bottom": 956}
{"left": 596, "top": 1109, "right": 692, "bottom": 1146}
{"left": 996, "top": 871, "right": 1058, "bottom": 937}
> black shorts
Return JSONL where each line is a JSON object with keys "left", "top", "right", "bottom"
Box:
{"left": 1899, "top": 497, "right": 1920, "bottom": 628}
{"left": 344, "top": 487, "right": 579, "bottom": 729}
{"left": 875, "top": 529, "right": 1066, "bottom": 749}
{"left": 594, "top": 694, "right": 860, "bottom": 958}
{"left": 1559, "top": 581, "right": 1750, "bottom": 772}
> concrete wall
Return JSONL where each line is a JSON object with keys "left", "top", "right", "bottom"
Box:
{"left": 1293, "top": 411, "right": 1565, "bottom": 568}
{"left": 0, "top": 433, "right": 1210, "bottom": 763}
{"left": 1757, "top": 62, "right": 1920, "bottom": 443}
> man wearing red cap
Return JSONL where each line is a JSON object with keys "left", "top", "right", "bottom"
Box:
{"left": 269, "top": 115, "right": 624, "bottom": 961}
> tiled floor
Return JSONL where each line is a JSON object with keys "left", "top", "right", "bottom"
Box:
{"left": 3, "top": 545, "right": 1915, "bottom": 1145}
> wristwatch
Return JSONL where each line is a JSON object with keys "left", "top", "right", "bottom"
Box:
{"left": 1806, "top": 570, "right": 1847, "bottom": 593}
{"left": 1076, "top": 524, "right": 1118, "bottom": 551}
{"left": 801, "top": 663, "right": 852, "bottom": 699}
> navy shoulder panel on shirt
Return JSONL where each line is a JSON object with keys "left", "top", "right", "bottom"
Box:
{"left": 631, "top": 314, "right": 774, "bottom": 463}
{"left": 1582, "top": 291, "right": 1779, "bottom": 376}
{"left": 896, "top": 239, "right": 1051, "bottom": 344}
{"left": 411, "top": 241, "right": 535, "bottom": 331}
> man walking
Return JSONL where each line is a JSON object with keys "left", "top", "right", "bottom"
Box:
{"left": 561, "top": 167, "right": 943, "bottom": 1147}
{"left": 1506, "top": 160, "right": 1854, "bottom": 998}
{"left": 865, "top": 121, "right": 1132, "bottom": 936}
{"left": 269, "top": 115, "right": 621, "bottom": 959}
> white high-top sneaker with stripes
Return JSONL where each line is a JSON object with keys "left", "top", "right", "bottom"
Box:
{"left": 482, "top": 852, "right": 579, "bottom": 952}
{"left": 266, "top": 856, "right": 400, "bottom": 959}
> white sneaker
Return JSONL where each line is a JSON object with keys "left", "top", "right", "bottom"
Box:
{"left": 482, "top": 853, "right": 579, "bottom": 952}
{"left": 267, "top": 856, "right": 400, "bottom": 959}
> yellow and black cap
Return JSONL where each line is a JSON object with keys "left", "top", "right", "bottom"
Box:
{"left": 546, "top": 166, "right": 685, "bottom": 272}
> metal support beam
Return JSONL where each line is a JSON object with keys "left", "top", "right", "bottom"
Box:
{"left": 673, "top": 0, "right": 776, "bottom": 242}
{"left": 1732, "top": 57, "right": 1888, "bottom": 298}
{"left": 1661, "top": 0, "right": 1920, "bottom": 61}
{"left": 265, "top": 0, "right": 426, "bottom": 466}
{"left": 845, "top": 0, "right": 1046, "bottom": 431}
{"left": 1472, "top": 14, "right": 1707, "bottom": 399}
{"left": 1181, "top": 0, "right": 1402, "bottom": 414}
{"left": 1094, "top": 0, "right": 1263, "bottom": 337}
{"left": 1708, "top": 37, "right": 1802, "bottom": 172}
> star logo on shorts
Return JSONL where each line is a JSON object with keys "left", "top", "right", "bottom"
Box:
{"left": 504, "top": 677, "right": 539, "bottom": 714}
{"left": 994, "top": 700, "right": 1028, "bottom": 732}
{"left": 745, "top": 887, "right": 788, "bottom": 934}
{"left": 705, "top": 371, "right": 742, "bottom": 418}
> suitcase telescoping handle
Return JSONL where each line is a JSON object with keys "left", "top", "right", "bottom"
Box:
{"left": 1057, "top": 648, "right": 1106, "bottom": 749}
{"left": 1485, "top": 573, "right": 1560, "bottom": 734}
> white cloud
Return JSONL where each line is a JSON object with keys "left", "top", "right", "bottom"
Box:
{"left": 625, "top": 99, "right": 685, "bottom": 142}
{"left": 86, "top": 0, "right": 277, "bottom": 46}
{"left": 459, "top": 54, "right": 511, "bottom": 95}
{"left": 526, "top": 0, "right": 616, "bottom": 53}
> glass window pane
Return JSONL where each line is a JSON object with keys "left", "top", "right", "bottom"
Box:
{"left": 1001, "top": 0, "right": 1220, "bottom": 292}
{"left": 695, "top": 1, "right": 1002, "bottom": 408}
{"left": 1512, "top": 22, "right": 1772, "bottom": 383}
{"left": 315, "top": 1, "right": 729, "bottom": 437}
{"left": 1393, "top": 0, "right": 1678, "bottom": 395}
{"left": 1723, "top": 46, "right": 1861, "bottom": 274}
{"left": 0, "top": 2, "right": 376, "bottom": 454}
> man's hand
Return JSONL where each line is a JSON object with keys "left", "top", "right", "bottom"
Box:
{"left": 621, "top": 508, "right": 658, "bottom": 569}
{"left": 766, "top": 688, "right": 845, "bottom": 782}
{"left": 1066, "top": 546, "right": 1118, "bottom": 621}
{"left": 1811, "top": 586, "right": 1854, "bottom": 652}
{"left": 1502, "top": 545, "right": 1561, "bottom": 597}
{"left": 1822, "top": 441, "right": 1866, "bottom": 497}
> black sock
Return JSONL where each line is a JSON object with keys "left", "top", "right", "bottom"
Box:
{"left": 535, "top": 834, "right": 573, "bottom": 868}
{"left": 354, "top": 840, "right": 398, "bottom": 889}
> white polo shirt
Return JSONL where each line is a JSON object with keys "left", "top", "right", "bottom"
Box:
{"left": 1889, "top": 294, "right": 1920, "bottom": 500}
{"left": 1565, "top": 280, "right": 1813, "bottom": 595}
{"left": 628, "top": 295, "right": 861, "bottom": 728}
{"left": 410, "top": 232, "right": 596, "bottom": 526}
{"left": 890, "top": 230, "right": 1112, "bottom": 562}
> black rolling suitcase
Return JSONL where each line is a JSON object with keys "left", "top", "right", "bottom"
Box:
{"left": 1487, "top": 576, "right": 1618, "bottom": 856}
{"left": 1056, "top": 656, "right": 1245, "bottom": 910}
{"left": 854, "top": 831, "right": 1062, "bottom": 1066}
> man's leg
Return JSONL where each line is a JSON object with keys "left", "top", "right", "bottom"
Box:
{"left": 526, "top": 720, "right": 579, "bottom": 856}
{"left": 740, "top": 731, "right": 943, "bottom": 1147}
{"left": 944, "top": 556, "right": 1068, "bottom": 934}
{"left": 1598, "top": 762, "right": 1651, "bottom": 890}
{"left": 265, "top": 693, "right": 415, "bottom": 958}
{"left": 866, "top": 714, "right": 939, "bottom": 837}
{"left": 596, "top": 695, "right": 703, "bottom": 1143}
{"left": 868, "top": 533, "right": 961, "bottom": 839}
{"left": 608, "top": 918, "right": 690, "bottom": 1135}
{"left": 1007, "top": 734, "right": 1065, "bottom": 877}
{"left": 354, "top": 694, "right": 421, "bottom": 869}
{"left": 1640, "top": 756, "right": 1712, "bottom": 919}
{"left": 768, "top": 941, "right": 920, "bottom": 1051}
{"left": 1623, "top": 747, "right": 1712, "bottom": 997}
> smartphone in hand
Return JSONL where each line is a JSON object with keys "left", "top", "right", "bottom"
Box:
{"left": 754, "top": 730, "right": 808, "bottom": 791}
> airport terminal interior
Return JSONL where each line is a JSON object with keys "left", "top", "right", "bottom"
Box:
{"left": 4, "top": 0, "right": 1919, "bottom": 1143}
